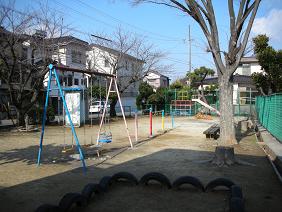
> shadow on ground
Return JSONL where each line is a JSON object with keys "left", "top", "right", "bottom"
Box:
{"left": 0, "top": 144, "right": 75, "bottom": 165}
{"left": 0, "top": 147, "right": 282, "bottom": 212}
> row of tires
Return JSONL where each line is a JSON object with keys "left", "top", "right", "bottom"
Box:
{"left": 35, "top": 171, "right": 244, "bottom": 212}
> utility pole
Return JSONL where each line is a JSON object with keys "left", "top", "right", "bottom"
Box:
{"left": 189, "top": 25, "right": 192, "bottom": 73}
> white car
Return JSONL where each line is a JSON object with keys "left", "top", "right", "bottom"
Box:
{"left": 89, "top": 101, "right": 110, "bottom": 113}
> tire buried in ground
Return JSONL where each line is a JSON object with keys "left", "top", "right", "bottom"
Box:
{"left": 81, "top": 183, "right": 102, "bottom": 202}
{"left": 231, "top": 185, "right": 243, "bottom": 199}
{"left": 139, "top": 172, "right": 171, "bottom": 189}
{"left": 172, "top": 176, "right": 205, "bottom": 191}
{"left": 35, "top": 204, "right": 60, "bottom": 212}
{"left": 230, "top": 197, "right": 245, "bottom": 212}
{"left": 205, "top": 178, "right": 235, "bottom": 192}
{"left": 99, "top": 176, "right": 112, "bottom": 192}
{"left": 59, "top": 192, "right": 87, "bottom": 212}
{"left": 111, "top": 172, "right": 138, "bottom": 185}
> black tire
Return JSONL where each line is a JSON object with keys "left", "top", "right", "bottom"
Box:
{"left": 205, "top": 178, "right": 235, "bottom": 192}
{"left": 99, "top": 176, "right": 112, "bottom": 192}
{"left": 81, "top": 183, "right": 102, "bottom": 202}
{"left": 35, "top": 204, "right": 60, "bottom": 212}
{"left": 111, "top": 172, "right": 138, "bottom": 185}
{"left": 139, "top": 172, "right": 171, "bottom": 189}
{"left": 172, "top": 176, "right": 205, "bottom": 191}
{"left": 231, "top": 185, "right": 243, "bottom": 199}
{"left": 59, "top": 192, "right": 87, "bottom": 212}
{"left": 230, "top": 197, "right": 245, "bottom": 212}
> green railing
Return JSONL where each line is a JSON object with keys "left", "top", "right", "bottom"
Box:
{"left": 256, "top": 94, "right": 282, "bottom": 143}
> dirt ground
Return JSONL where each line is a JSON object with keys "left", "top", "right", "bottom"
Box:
{"left": 0, "top": 116, "right": 282, "bottom": 212}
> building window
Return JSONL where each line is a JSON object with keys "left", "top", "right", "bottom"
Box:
{"left": 59, "top": 76, "right": 63, "bottom": 85}
{"left": 74, "top": 78, "right": 79, "bottom": 85}
{"left": 104, "top": 59, "right": 110, "bottom": 67}
{"left": 71, "top": 50, "right": 83, "bottom": 64}
{"left": 163, "top": 79, "right": 167, "bottom": 87}
{"left": 63, "top": 77, "right": 67, "bottom": 86}
{"left": 242, "top": 64, "right": 251, "bottom": 76}
{"left": 67, "top": 76, "right": 72, "bottom": 86}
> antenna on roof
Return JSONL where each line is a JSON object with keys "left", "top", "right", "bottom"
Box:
{"left": 91, "top": 34, "right": 112, "bottom": 42}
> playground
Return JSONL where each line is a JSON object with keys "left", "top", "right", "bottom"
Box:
{"left": 0, "top": 66, "right": 281, "bottom": 211}
{"left": 0, "top": 116, "right": 282, "bottom": 212}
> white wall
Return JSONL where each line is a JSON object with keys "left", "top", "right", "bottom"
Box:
{"left": 44, "top": 42, "right": 88, "bottom": 97}
{"left": 87, "top": 46, "right": 141, "bottom": 99}
{"left": 234, "top": 63, "right": 262, "bottom": 75}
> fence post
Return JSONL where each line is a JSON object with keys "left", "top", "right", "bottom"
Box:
{"left": 161, "top": 110, "right": 164, "bottom": 131}
{"left": 149, "top": 107, "right": 153, "bottom": 137}
{"left": 171, "top": 110, "right": 174, "bottom": 128}
{"left": 135, "top": 111, "right": 138, "bottom": 142}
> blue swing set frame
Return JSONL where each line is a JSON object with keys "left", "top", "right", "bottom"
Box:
{"left": 37, "top": 64, "right": 87, "bottom": 172}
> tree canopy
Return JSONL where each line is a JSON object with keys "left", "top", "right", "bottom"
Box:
{"left": 252, "top": 34, "right": 282, "bottom": 95}
{"left": 187, "top": 66, "right": 214, "bottom": 88}
{"left": 187, "top": 66, "right": 214, "bottom": 103}
{"left": 136, "top": 82, "right": 154, "bottom": 109}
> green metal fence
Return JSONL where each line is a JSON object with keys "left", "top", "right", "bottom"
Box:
{"left": 256, "top": 94, "right": 282, "bottom": 142}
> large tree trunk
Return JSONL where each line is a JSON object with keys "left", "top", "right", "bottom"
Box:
{"left": 17, "top": 109, "right": 25, "bottom": 127}
{"left": 212, "top": 73, "right": 237, "bottom": 166}
{"left": 110, "top": 97, "right": 118, "bottom": 117}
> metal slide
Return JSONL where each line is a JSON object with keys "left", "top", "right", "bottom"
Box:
{"left": 192, "top": 99, "right": 220, "bottom": 115}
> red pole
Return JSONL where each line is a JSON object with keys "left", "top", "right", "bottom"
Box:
{"left": 149, "top": 107, "right": 152, "bottom": 137}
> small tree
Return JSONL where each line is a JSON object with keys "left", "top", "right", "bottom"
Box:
{"left": 170, "top": 80, "right": 184, "bottom": 90}
{"left": 187, "top": 66, "right": 214, "bottom": 103}
{"left": 147, "top": 87, "right": 166, "bottom": 110}
{"left": 136, "top": 82, "right": 154, "bottom": 110}
{"left": 251, "top": 34, "right": 282, "bottom": 95}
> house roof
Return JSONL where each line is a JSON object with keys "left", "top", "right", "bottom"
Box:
{"left": 89, "top": 43, "right": 144, "bottom": 63}
{"left": 202, "top": 74, "right": 255, "bottom": 87}
{"left": 146, "top": 70, "right": 170, "bottom": 79}
{"left": 240, "top": 57, "right": 259, "bottom": 64}
{"left": 45, "top": 36, "right": 89, "bottom": 47}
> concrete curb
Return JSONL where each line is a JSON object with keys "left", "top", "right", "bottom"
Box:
{"left": 254, "top": 120, "right": 282, "bottom": 183}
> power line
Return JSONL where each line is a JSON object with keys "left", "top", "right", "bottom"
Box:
{"left": 47, "top": 0, "right": 185, "bottom": 43}
{"left": 72, "top": 0, "right": 183, "bottom": 41}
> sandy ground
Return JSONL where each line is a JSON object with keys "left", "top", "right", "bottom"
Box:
{"left": 0, "top": 116, "right": 282, "bottom": 212}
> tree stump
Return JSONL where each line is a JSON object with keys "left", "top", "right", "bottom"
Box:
{"left": 212, "top": 146, "right": 236, "bottom": 166}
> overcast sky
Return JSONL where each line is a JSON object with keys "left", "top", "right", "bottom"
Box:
{"left": 14, "top": 0, "right": 282, "bottom": 81}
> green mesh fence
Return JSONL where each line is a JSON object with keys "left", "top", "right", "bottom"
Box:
{"left": 256, "top": 94, "right": 282, "bottom": 143}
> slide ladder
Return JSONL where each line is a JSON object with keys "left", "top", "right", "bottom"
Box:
{"left": 192, "top": 99, "right": 220, "bottom": 115}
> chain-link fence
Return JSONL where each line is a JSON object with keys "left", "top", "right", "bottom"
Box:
{"left": 256, "top": 93, "right": 282, "bottom": 142}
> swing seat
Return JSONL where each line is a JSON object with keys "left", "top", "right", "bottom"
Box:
{"left": 98, "top": 132, "right": 112, "bottom": 143}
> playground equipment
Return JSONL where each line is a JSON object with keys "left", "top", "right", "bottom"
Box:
{"left": 134, "top": 112, "right": 138, "bottom": 142}
{"left": 149, "top": 108, "right": 153, "bottom": 137}
{"left": 171, "top": 100, "right": 193, "bottom": 116}
{"left": 37, "top": 64, "right": 86, "bottom": 172}
{"left": 96, "top": 76, "right": 133, "bottom": 148}
{"left": 192, "top": 98, "right": 220, "bottom": 115}
{"left": 38, "top": 64, "right": 117, "bottom": 170}
{"left": 146, "top": 108, "right": 174, "bottom": 138}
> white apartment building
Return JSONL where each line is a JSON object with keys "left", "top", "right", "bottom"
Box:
{"left": 233, "top": 57, "right": 262, "bottom": 104}
{"left": 41, "top": 36, "right": 89, "bottom": 115}
{"left": 87, "top": 44, "right": 144, "bottom": 111}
